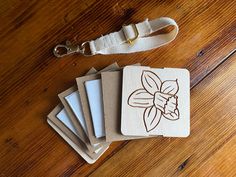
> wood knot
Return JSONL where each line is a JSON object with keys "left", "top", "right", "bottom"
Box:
{"left": 178, "top": 157, "right": 190, "bottom": 171}
{"left": 5, "top": 137, "right": 19, "bottom": 149}
{"left": 197, "top": 50, "right": 204, "bottom": 57}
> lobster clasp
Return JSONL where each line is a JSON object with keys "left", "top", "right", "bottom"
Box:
{"left": 53, "top": 41, "right": 80, "bottom": 58}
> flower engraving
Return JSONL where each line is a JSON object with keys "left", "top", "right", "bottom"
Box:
{"left": 127, "top": 70, "right": 180, "bottom": 132}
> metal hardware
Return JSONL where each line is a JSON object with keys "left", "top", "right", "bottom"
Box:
{"left": 80, "top": 41, "right": 93, "bottom": 56}
{"left": 123, "top": 24, "right": 139, "bottom": 45}
{"left": 53, "top": 41, "right": 82, "bottom": 58}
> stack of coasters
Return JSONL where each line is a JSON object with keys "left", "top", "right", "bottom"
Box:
{"left": 47, "top": 63, "right": 190, "bottom": 164}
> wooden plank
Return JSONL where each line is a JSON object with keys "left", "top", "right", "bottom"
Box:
{"left": 191, "top": 136, "right": 236, "bottom": 177}
{"left": 0, "top": 0, "right": 235, "bottom": 176}
{"left": 86, "top": 53, "right": 236, "bottom": 177}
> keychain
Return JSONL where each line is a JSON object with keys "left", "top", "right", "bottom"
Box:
{"left": 53, "top": 17, "right": 179, "bottom": 58}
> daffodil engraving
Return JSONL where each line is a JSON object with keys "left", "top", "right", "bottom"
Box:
{"left": 127, "top": 70, "right": 180, "bottom": 132}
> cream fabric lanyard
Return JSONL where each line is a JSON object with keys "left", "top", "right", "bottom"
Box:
{"left": 53, "top": 17, "right": 178, "bottom": 58}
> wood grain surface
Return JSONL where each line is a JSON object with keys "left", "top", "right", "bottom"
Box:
{"left": 0, "top": 0, "right": 235, "bottom": 176}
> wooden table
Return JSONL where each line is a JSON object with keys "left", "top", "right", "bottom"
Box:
{"left": 0, "top": 0, "right": 235, "bottom": 176}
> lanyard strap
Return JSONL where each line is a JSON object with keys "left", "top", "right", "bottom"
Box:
{"left": 53, "top": 17, "right": 178, "bottom": 58}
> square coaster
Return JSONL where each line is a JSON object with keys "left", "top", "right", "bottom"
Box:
{"left": 58, "top": 68, "right": 104, "bottom": 152}
{"left": 121, "top": 66, "right": 190, "bottom": 137}
{"left": 58, "top": 86, "right": 103, "bottom": 152}
{"left": 102, "top": 70, "right": 145, "bottom": 142}
{"left": 76, "top": 63, "right": 120, "bottom": 144}
{"left": 47, "top": 104, "right": 109, "bottom": 164}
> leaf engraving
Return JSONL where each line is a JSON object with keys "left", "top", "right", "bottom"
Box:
{"left": 141, "top": 71, "right": 162, "bottom": 95}
{"left": 161, "top": 80, "right": 179, "bottom": 95}
{"left": 143, "top": 106, "right": 162, "bottom": 132}
{"left": 128, "top": 89, "right": 154, "bottom": 108}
